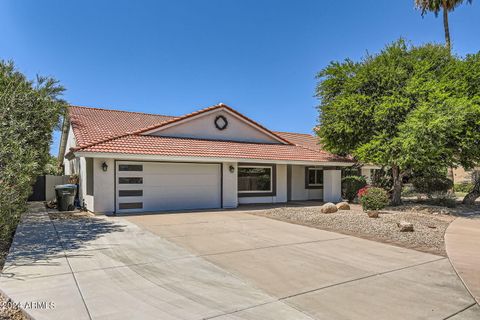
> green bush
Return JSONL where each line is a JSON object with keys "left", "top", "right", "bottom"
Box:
{"left": 411, "top": 175, "right": 453, "bottom": 196}
{"left": 342, "top": 175, "right": 367, "bottom": 202}
{"left": 453, "top": 183, "right": 474, "bottom": 193}
{"left": 0, "top": 61, "right": 65, "bottom": 244}
{"left": 360, "top": 187, "right": 389, "bottom": 211}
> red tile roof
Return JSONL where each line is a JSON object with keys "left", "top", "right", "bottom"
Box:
{"left": 77, "top": 135, "right": 350, "bottom": 162}
{"left": 274, "top": 131, "right": 324, "bottom": 152}
{"left": 67, "top": 105, "right": 352, "bottom": 163}
{"left": 69, "top": 106, "right": 176, "bottom": 147}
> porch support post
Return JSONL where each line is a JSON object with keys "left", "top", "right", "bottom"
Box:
{"left": 222, "top": 162, "right": 238, "bottom": 208}
{"left": 323, "top": 169, "right": 342, "bottom": 203}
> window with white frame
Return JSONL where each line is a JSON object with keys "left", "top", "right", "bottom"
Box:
{"left": 238, "top": 166, "right": 273, "bottom": 193}
{"left": 306, "top": 167, "right": 323, "bottom": 188}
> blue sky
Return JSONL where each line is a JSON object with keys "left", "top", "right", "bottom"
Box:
{"left": 0, "top": 0, "right": 479, "bottom": 155}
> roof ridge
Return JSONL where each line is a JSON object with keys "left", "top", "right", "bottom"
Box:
{"left": 70, "top": 104, "right": 226, "bottom": 151}
{"left": 70, "top": 103, "right": 297, "bottom": 150}
{"left": 70, "top": 105, "right": 178, "bottom": 118}
{"left": 132, "top": 103, "right": 225, "bottom": 135}
{"left": 274, "top": 130, "right": 315, "bottom": 136}
{"left": 132, "top": 103, "right": 294, "bottom": 145}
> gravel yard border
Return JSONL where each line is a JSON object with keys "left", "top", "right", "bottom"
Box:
{"left": 252, "top": 204, "right": 456, "bottom": 256}
{"left": 0, "top": 287, "right": 30, "bottom": 320}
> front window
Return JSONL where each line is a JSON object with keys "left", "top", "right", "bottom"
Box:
{"left": 238, "top": 166, "right": 272, "bottom": 193}
{"left": 307, "top": 167, "right": 323, "bottom": 187}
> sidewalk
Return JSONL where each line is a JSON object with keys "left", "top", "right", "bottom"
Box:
{"left": 0, "top": 202, "right": 91, "bottom": 319}
{"left": 445, "top": 216, "right": 480, "bottom": 304}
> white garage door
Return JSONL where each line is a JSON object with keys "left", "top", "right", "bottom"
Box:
{"left": 116, "top": 161, "right": 221, "bottom": 213}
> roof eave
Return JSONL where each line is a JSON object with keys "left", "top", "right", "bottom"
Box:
{"left": 72, "top": 150, "right": 354, "bottom": 167}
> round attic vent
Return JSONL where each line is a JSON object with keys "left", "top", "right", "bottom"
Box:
{"left": 214, "top": 115, "right": 228, "bottom": 131}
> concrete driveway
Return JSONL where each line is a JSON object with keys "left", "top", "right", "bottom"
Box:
{"left": 1, "top": 205, "right": 478, "bottom": 319}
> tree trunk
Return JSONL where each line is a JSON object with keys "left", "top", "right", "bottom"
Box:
{"left": 391, "top": 165, "right": 403, "bottom": 206}
{"left": 447, "top": 166, "right": 454, "bottom": 190}
{"left": 462, "top": 178, "right": 480, "bottom": 205}
{"left": 442, "top": 2, "right": 451, "bottom": 52}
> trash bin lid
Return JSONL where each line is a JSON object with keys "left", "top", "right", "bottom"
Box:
{"left": 55, "top": 184, "right": 77, "bottom": 189}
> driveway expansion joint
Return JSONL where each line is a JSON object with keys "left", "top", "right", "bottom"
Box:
{"left": 50, "top": 214, "right": 93, "bottom": 320}
{"left": 198, "top": 236, "right": 350, "bottom": 258}
{"left": 443, "top": 302, "right": 478, "bottom": 320}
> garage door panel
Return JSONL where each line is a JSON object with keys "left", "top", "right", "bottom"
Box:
{"left": 116, "top": 161, "right": 221, "bottom": 213}
{"left": 143, "top": 175, "right": 218, "bottom": 186}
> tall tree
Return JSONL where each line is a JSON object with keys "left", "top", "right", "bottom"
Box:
{"left": 315, "top": 40, "right": 480, "bottom": 205}
{"left": 415, "top": 0, "right": 473, "bottom": 51}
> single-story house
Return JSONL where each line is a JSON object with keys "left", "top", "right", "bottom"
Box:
{"left": 58, "top": 103, "right": 354, "bottom": 214}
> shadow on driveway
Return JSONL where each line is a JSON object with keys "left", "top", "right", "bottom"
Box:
{"left": 3, "top": 205, "right": 125, "bottom": 274}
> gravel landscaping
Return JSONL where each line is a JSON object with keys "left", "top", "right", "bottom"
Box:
{"left": 253, "top": 204, "right": 456, "bottom": 256}
{"left": 0, "top": 293, "right": 28, "bottom": 320}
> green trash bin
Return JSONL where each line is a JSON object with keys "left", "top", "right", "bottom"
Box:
{"left": 55, "top": 184, "right": 77, "bottom": 211}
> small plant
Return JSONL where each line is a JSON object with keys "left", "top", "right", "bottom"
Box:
{"left": 453, "top": 183, "right": 474, "bottom": 194}
{"left": 357, "top": 186, "right": 369, "bottom": 199}
{"left": 68, "top": 174, "right": 79, "bottom": 184}
{"left": 342, "top": 175, "right": 367, "bottom": 202}
{"left": 359, "top": 187, "right": 389, "bottom": 211}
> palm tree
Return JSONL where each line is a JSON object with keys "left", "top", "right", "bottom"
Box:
{"left": 415, "top": 0, "right": 473, "bottom": 51}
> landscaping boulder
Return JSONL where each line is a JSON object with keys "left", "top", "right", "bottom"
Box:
{"left": 366, "top": 211, "right": 379, "bottom": 218}
{"left": 397, "top": 221, "right": 414, "bottom": 232}
{"left": 321, "top": 202, "right": 338, "bottom": 214}
{"left": 336, "top": 202, "right": 350, "bottom": 210}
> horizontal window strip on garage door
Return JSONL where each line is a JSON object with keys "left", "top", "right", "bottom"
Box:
{"left": 119, "top": 190, "right": 143, "bottom": 197}
{"left": 118, "top": 164, "right": 143, "bottom": 171}
{"left": 118, "top": 177, "right": 143, "bottom": 184}
{"left": 119, "top": 202, "right": 143, "bottom": 210}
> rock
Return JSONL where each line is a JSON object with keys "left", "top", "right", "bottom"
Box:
{"left": 367, "top": 211, "right": 379, "bottom": 218}
{"left": 336, "top": 202, "right": 350, "bottom": 210}
{"left": 397, "top": 221, "right": 414, "bottom": 232}
{"left": 321, "top": 202, "right": 338, "bottom": 214}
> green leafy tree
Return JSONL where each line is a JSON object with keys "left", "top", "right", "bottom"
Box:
{"left": 315, "top": 40, "right": 480, "bottom": 205}
{"left": 0, "top": 61, "right": 66, "bottom": 241}
{"left": 43, "top": 155, "right": 61, "bottom": 175}
{"left": 415, "top": 0, "right": 473, "bottom": 51}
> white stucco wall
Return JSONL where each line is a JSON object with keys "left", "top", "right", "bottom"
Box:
{"left": 238, "top": 164, "right": 288, "bottom": 204}
{"left": 361, "top": 168, "right": 372, "bottom": 184}
{"left": 323, "top": 169, "right": 342, "bottom": 203}
{"left": 77, "top": 157, "right": 94, "bottom": 211}
{"left": 150, "top": 109, "right": 280, "bottom": 144}
{"left": 289, "top": 165, "right": 323, "bottom": 201}
{"left": 222, "top": 162, "right": 238, "bottom": 208}
{"left": 63, "top": 125, "right": 77, "bottom": 175}
{"left": 45, "top": 175, "right": 70, "bottom": 201}
{"left": 93, "top": 158, "right": 115, "bottom": 213}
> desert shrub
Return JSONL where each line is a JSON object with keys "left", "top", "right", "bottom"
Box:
{"left": 454, "top": 183, "right": 474, "bottom": 193}
{"left": 360, "top": 187, "right": 389, "bottom": 211}
{"left": 342, "top": 175, "right": 367, "bottom": 202}
{"left": 411, "top": 175, "right": 453, "bottom": 197}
